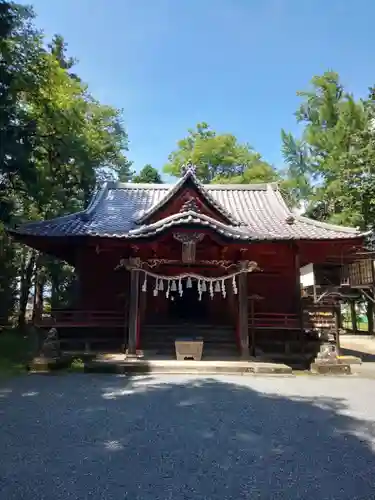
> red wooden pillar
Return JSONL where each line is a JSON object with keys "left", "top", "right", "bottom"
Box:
{"left": 238, "top": 261, "right": 249, "bottom": 359}
{"left": 127, "top": 268, "right": 140, "bottom": 356}
{"left": 293, "top": 245, "right": 305, "bottom": 350}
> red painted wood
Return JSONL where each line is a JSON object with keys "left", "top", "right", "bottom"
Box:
{"left": 35, "top": 310, "right": 126, "bottom": 328}
{"left": 148, "top": 187, "right": 230, "bottom": 226}
{"left": 136, "top": 307, "right": 141, "bottom": 349}
{"left": 249, "top": 312, "right": 300, "bottom": 329}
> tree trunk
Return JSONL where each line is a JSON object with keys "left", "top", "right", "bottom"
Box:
{"left": 18, "top": 249, "right": 36, "bottom": 329}
{"left": 32, "top": 255, "right": 45, "bottom": 324}
{"left": 50, "top": 264, "right": 61, "bottom": 310}
{"left": 0, "top": 233, "right": 17, "bottom": 323}
{"left": 350, "top": 300, "right": 358, "bottom": 333}
{"left": 367, "top": 299, "right": 374, "bottom": 336}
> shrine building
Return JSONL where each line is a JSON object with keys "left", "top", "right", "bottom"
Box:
{"left": 10, "top": 166, "right": 365, "bottom": 362}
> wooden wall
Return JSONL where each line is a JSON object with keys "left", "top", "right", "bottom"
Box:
{"left": 77, "top": 250, "right": 130, "bottom": 311}
{"left": 75, "top": 239, "right": 299, "bottom": 317}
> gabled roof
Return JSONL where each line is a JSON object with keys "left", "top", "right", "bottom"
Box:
{"left": 9, "top": 173, "right": 362, "bottom": 242}
{"left": 135, "top": 166, "right": 241, "bottom": 226}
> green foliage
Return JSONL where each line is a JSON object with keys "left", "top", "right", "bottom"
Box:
{"left": 0, "top": 230, "right": 18, "bottom": 321}
{"left": 0, "top": 328, "right": 33, "bottom": 377}
{"left": 133, "top": 164, "right": 163, "bottom": 184}
{"left": 0, "top": 1, "right": 41, "bottom": 220}
{"left": 68, "top": 357, "right": 85, "bottom": 372}
{"left": 164, "top": 122, "right": 279, "bottom": 184}
{"left": 282, "top": 71, "right": 373, "bottom": 227}
{"left": 213, "top": 160, "right": 279, "bottom": 185}
{"left": 281, "top": 130, "right": 312, "bottom": 205}
{"left": 0, "top": 1, "right": 133, "bottom": 322}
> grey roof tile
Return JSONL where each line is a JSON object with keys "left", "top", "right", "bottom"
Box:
{"left": 10, "top": 177, "right": 362, "bottom": 241}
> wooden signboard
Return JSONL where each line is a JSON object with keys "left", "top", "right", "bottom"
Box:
{"left": 303, "top": 305, "right": 336, "bottom": 331}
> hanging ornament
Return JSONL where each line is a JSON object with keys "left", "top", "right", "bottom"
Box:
{"left": 209, "top": 281, "right": 214, "bottom": 299}
{"left": 166, "top": 281, "right": 170, "bottom": 299}
{"left": 197, "top": 280, "right": 202, "bottom": 301}
{"left": 221, "top": 278, "right": 226, "bottom": 298}
{"left": 232, "top": 276, "right": 238, "bottom": 294}
{"left": 141, "top": 274, "right": 147, "bottom": 292}
{"left": 178, "top": 277, "right": 183, "bottom": 296}
{"left": 186, "top": 277, "right": 192, "bottom": 288}
{"left": 201, "top": 280, "right": 207, "bottom": 292}
{"left": 214, "top": 281, "right": 221, "bottom": 293}
{"left": 158, "top": 279, "right": 164, "bottom": 291}
{"left": 171, "top": 280, "right": 177, "bottom": 292}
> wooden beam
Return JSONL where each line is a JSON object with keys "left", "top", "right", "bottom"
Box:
{"left": 293, "top": 245, "right": 305, "bottom": 351}
{"left": 238, "top": 261, "right": 249, "bottom": 359}
{"left": 335, "top": 306, "right": 341, "bottom": 354}
{"left": 127, "top": 269, "right": 140, "bottom": 355}
{"left": 249, "top": 298, "right": 256, "bottom": 357}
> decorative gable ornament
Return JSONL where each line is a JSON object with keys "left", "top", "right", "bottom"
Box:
{"left": 173, "top": 232, "right": 204, "bottom": 263}
{"left": 181, "top": 162, "right": 197, "bottom": 176}
{"left": 180, "top": 196, "right": 201, "bottom": 213}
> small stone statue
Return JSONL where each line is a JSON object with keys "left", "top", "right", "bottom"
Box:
{"left": 315, "top": 342, "right": 339, "bottom": 364}
{"left": 40, "top": 328, "right": 61, "bottom": 360}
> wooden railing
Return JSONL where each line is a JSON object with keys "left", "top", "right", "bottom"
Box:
{"left": 248, "top": 313, "right": 300, "bottom": 330}
{"left": 35, "top": 310, "right": 126, "bottom": 328}
{"left": 247, "top": 309, "right": 338, "bottom": 331}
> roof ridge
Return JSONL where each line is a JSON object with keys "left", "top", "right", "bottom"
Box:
{"left": 133, "top": 169, "right": 241, "bottom": 225}
{"left": 132, "top": 210, "right": 250, "bottom": 234}
{"left": 116, "top": 182, "right": 169, "bottom": 189}
{"left": 114, "top": 181, "right": 276, "bottom": 191}
{"left": 296, "top": 215, "right": 360, "bottom": 234}
{"left": 129, "top": 210, "right": 259, "bottom": 240}
{"left": 82, "top": 182, "right": 110, "bottom": 220}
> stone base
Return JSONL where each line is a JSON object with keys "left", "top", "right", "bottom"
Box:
{"left": 175, "top": 340, "right": 203, "bottom": 361}
{"left": 311, "top": 362, "right": 351, "bottom": 375}
{"left": 29, "top": 356, "right": 67, "bottom": 372}
{"left": 125, "top": 349, "right": 144, "bottom": 359}
{"left": 337, "top": 355, "right": 362, "bottom": 365}
{"left": 86, "top": 358, "right": 293, "bottom": 375}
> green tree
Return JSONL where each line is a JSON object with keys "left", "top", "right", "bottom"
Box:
{"left": 48, "top": 34, "right": 76, "bottom": 71}
{"left": 132, "top": 164, "right": 163, "bottom": 183}
{"left": 280, "top": 130, "right": 312, "bottom": 206}
{"left": 164, "top": 122, "right": 278, "bottom": 184}
{"left": 333, "top": 88, "right": 375, "bottom": 229}
{"left": 0, "top": 1, "right": 133, "bottom": 325}
{"left": 0, "top": 1, "right": 41, "bottom": 221}
{"left": 0, "top": 1, "right": 42, "bottom": 323}
{"left": 282, "top": 71, "right": 368, "bottom": 225}
{"left": 213, "top": 159, "right": 279, "bottom": 185}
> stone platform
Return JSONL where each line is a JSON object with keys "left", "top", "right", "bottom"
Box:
{"left": 310, "top": 362, "right": 351, "bottom": 375}
{"left": 86, "top": 355, "right": 293, "bottom": 375}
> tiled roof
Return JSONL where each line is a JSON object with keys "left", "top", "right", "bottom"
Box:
{"left": 10, "top": 175, "right": 362, "bottom": 241}
{"left": 135, "top": 167, "right": 241, "bottom": 226}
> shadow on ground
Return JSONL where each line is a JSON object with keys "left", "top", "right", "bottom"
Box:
{"left": 1, "top": 374, "right": 375, "bottom": 499}
{"left": 341, "top": 347, "right": 375, "bottom": 362}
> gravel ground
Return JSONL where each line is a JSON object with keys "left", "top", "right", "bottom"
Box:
{"left": 1, "top": 374, "right": 375, "bottom": 500}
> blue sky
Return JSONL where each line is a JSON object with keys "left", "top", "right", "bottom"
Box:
{"left": 25, "top": 0, "right": 375, "bottom": 177}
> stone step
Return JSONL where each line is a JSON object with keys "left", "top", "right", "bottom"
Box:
{"left": 311, "top": 363, "right": 351, "bottom": 374}
{"left": 142, "top": 331, "right": 235, "bottom": 337}
{"left": 85, "top": 358, "right": 293, "bottom": 375}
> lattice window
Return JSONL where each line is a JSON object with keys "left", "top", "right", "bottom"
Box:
{"left": 347, "top": 259, "right": 373, "bottom": 287}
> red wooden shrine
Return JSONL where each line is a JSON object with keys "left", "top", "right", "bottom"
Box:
{"left": 10, "top": 165, "right": 365, "bottom": 359}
